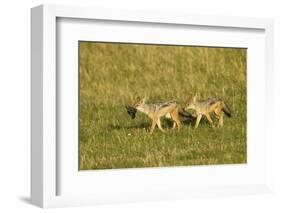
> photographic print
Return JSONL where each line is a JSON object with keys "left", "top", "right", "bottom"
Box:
{"left": 79, "top": 42, "right": 247, "bottom": 170}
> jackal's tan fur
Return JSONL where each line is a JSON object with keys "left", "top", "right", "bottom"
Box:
{"left": 185, "top": 94, "right": 231, "bottom": 128}
{"left": 133, "top": 97, "right": 181, "bottom": 134}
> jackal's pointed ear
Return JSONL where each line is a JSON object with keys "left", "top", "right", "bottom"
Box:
{"left": 135, "top": 96, "right": 141, "bottom": 102}
{"left": 193, "top": 94, "right": 198, "bottom": 102}
{"left": 142, "top": 97, "right": 147, "bottom": 103}
{"left": 186, "top": 93, "right": 192, "bottom": 103}
{"left": 186, "top": 97, "right": 190, "bottom": 103}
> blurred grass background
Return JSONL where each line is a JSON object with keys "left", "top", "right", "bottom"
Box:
{"left": 79, "top": 42, "right": 246, "bottom": 170}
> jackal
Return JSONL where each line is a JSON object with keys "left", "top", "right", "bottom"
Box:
{"left": 185, "top": 94, "right": 231, "bottom": 128}
{"left": 132, "top": 97, "right": 181, "bottom": 134}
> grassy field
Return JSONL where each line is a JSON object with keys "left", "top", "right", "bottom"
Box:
{"left": 79, "top": 42, "right": 247, "bottom": 170}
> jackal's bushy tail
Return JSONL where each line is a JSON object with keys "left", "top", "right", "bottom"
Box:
{"left": 222, "top": 102, "right": 231, "bottom": 117}
{"left": 178, "top": 108, "right": 193, "bottom": 118}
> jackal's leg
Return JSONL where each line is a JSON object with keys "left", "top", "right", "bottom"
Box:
{"left": 172, "top": 122, "right": 176, "bottom": 129}
{"left": 150, "top": 115, "right": 157, "bottom": 134}
{"left": 215, "top": 110, "right": 223, "bottom": 127}
{"left": 205, "top": 113, "right": 215, "bottom": 128}
{"left": 157, "top": 118, "right": 165, "bottom": 133}
{"left": 195, "top": 114, "right": 202, "bottom": 129}
{"left": 175, "top": 119, "right": 180, "bottom": 130}
{"left": 218, "top": 114, "right": 224, "bottom": 127}
{"left": 170, "top": 109, "right": 180, "bottom": 130}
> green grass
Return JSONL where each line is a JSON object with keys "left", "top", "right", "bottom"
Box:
{"left": 79, "top": 42, "right": 247, "bottom": 170}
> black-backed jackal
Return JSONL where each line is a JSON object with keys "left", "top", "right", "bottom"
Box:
{"left": 132, "top": 97, "right": 181, "bottom": 134}
{"left": 186, "top": 94, "right": 231, "bottom": 128}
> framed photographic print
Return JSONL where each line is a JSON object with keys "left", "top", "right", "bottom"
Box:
{"left": 31, "top": 4, "right": 274, "bottom": 208}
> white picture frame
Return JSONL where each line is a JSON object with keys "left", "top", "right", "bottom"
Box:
{"left": 31, "top": 4, "right": 274, "bottom": 208}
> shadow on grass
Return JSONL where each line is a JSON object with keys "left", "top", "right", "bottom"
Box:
{"left": 180, "top": 116, "right": 196, "bottom": 126}
{"left": 107, "top": 122, "right": 150, "bottom": 130}
{"left": 107, "top": 115, "right": 198, "bottom": 131}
